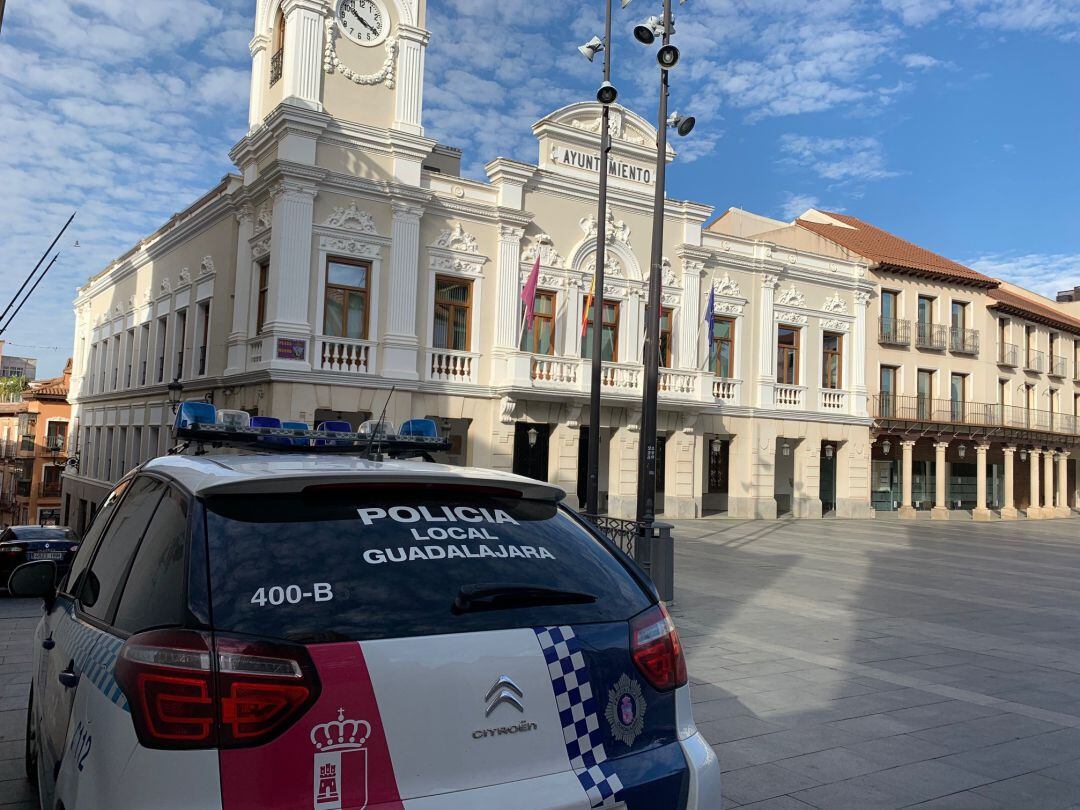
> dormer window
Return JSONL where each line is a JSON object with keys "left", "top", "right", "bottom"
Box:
{"left": 270, "top": 11, "right": 285, "bottom": 87}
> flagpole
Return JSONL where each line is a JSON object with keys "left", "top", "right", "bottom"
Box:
{"left": 586, "top": 0, "right": 614, "bottom": 517}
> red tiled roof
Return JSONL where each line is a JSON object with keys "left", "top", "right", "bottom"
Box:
{"left": 796, "top": 212, "right": 997, "bottom": 287}
{"left": 25, "top": 376, "right": 69, "bottom": 399}
{"left": 988, "top": 287, "right": 1080, "bottom": 337}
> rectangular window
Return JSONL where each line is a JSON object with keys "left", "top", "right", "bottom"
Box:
{"left": 951, "top": 301, "right": 966, "bottom": 330}
{"left": 156, "top": 317, "right": 168, "bottom": 384}
{"left": 881, "top": 290, "right": 898, "bottom": 321}
{"left": 659, "top": 308, "right": 674, "bottom": 368}
{"left": 998, "top": 378, "right": 1007, "bottom": 407}
{"left": 99, "top": 338, "right": 109, "bottom": 391}
{"left": 433, "top": 276, "right": 472, "bottom": 352}
{"left": 918, "top": 369, "right": 933, "bottom": 419}
{"left": 520, "top": 291, "right": 556, "bottom": 355}
{"left": 880, "top": 366, "right": 897, "bottom": 417}
{"left": 822, "top": 332, "right": 842, "bottom": 389}
{"left": 196, "top": 302, "right": 211, "bottom": 376}
{"left": 174, "top": 309, "right": 187, "bottom": 380}
{"left": 124, "top": 329, "right": 135, "bottom": 388}
{"left": 324, "top": 258, "right": 370, "bottom": 340}
{"left": 256, "top": 260, "right": 270, "bottom": 334}
{"left": 710, "top": 318, "right": 735, "bottom": 378}
{"left": 917, "top": 296, "right": 933, "bottom": 324}
{"left": 1026, "top": 325, "right": 1035, "bottom": 359}
{"left": 776, "top": 326, "right": 800, "bottom": 385}
{"left": 950, "top": 372, "right": 966, "bottom": 421}
{"left": 582, "top": 299, "right": 619, "bottom": 363}
{"left": 139, "top": 324, "right": 150, "bottom": 386}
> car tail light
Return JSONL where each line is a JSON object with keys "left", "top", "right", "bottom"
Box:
{"left": 630, "top": 603, "right": 687, "bottom": 691}
{"left": 115, "top": 629, "right": 320, "bottom": 750}
{"left": 0, "top": 545, "right": 24, "bottom": 554}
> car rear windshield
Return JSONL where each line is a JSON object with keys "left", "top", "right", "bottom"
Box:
{"left": 203, "top": 487, "right": 650, "bottom": 643}
{"left": 14, "top": 527, "right": 76, "bottom": 541}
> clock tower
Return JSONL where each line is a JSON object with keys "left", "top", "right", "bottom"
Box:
{"left": 247, "top": 0, "right": 430, "bottom": 137}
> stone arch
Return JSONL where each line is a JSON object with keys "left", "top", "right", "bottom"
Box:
{"left": 569, "top": 238, "right": 643, "bottom": 284}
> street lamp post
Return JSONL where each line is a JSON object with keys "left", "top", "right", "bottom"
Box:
{"left": 585, "top": 0, "right": 616, "bottom": 517}
{"left": 636, "top": 0, "right": 674, "bottom": 525}
{"left": 0, "top": 0, "right": 7, "bottom": 36}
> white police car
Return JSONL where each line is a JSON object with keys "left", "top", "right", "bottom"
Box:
{"left": 12, "top": 404, "right": 721, "bottom": 809}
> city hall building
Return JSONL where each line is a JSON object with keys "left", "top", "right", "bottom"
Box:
{"left": 65, "top": 0, "right": 1080, "bottom": 529}
{"left": 62, "top": 0, "right": 880, "bottom": 529}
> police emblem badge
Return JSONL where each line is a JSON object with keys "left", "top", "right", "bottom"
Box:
{"left": 604, "top": 674, "right": 646, "bottom": 746}
{"left": 311, "top": 708, "right": 372, "bottom": 810}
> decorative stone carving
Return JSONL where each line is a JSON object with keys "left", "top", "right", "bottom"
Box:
{"left": 431, "top": 254, "right": 483, "bottom": 275}
{"left": 520, "top": 270, "right": 565, "bottom": 289}
{"left": 252, "top": 235, "right": 271, "bottom": 260}
{"left": 775, "top": 310, "right": 808, "bottom": 325}
{"left": 715, "top": 302, "right": 745, "bottom": 316}
{"left": 823, "top": 293, "right": 848, "bottom": 314}
{"left": 762, "top": 274, "right": 779, "bottom": 289}
{"left": 499, "top": 224, "right": 525, "bottom": 242}
{"left": 661, "top": 292, "right": 679, "bottom": 306}
{"left": 680, "top": 412, "right": 699, "bottom": 436}
{"left": 199, "top": 256, "right": 215, "bottom": 277}
{"left": 582, "top": 253, "right": 624, "bottom": 279}
{"left": 713, "top": 273, "right": 743, "bottom": 298}
{"left": 324, "top": 19, "right": 397, "bottom": 88}
{"left": 855, "top": 290, "right": 872, "bottom": 306}
{"left": 565, "top": 404, "right": 583, "bottom": 430}
{"left": 322, "top": 203, "right": 378, "bottom": 233}
{"left": 522, "top": 234, "right": 566, "bottom": 268}
{"left": 579, "top": 206, "right": 630, "bottom": 245}
{"left": 255, "top": 205, "right": 272, "bottom": 232}
{"left": 433, "top": 223, "right": 479, "bottom": 253}
{"left": 661, "top": 258, "right": 677, "bottom": 287}
{"left": 322, "top": 236, "right": 381, "bottom": 260}
{"left": 178, "top": 267, "right": 192, "bottom": 285}
{"left": 822, "top": 319, "right": 851, "bottom": 332}
{"left": 142, "top": 289, "right": 152, "bottom": 304}
{"left": 776, "top": 284, "right": 806, "bottom": 308}
{"left": 160, "top": 277, "right": 172, "bottom": 294}
{"left": 499, "top": 397, "right": 518, "bottom": 425}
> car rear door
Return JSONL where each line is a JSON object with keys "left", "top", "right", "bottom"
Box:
{"left": 204, "top": 486, "right": 688, "bottom": 809}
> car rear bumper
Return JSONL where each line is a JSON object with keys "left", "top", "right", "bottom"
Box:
{"left": 680, "top": 731, "right": 722, "bottom": 809}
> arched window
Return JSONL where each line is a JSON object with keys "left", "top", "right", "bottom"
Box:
{"left": 270, "top": 10, "right": 285, "bottom": 87}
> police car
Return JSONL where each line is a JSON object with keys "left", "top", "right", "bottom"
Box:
{"left": 12, "top": 403, "right": 721, "bottom": 809}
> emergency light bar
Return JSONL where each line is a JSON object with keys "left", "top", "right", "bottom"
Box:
{"left": 173, "top": 401, "right": 451, "bottom": 457}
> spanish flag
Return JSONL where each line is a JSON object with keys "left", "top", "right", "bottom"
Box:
{"left": 580, "top": 274, "right": 597, "bottom": 338}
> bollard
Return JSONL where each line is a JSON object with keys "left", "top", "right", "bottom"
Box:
{"left": 650, "top": 521, "right": 675, "bottom": 604}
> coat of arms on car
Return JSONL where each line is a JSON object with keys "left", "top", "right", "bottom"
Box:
{"left": 311, "top": 708, "right": 372, "bottom": 809}
{"left": 604, "top": 673, "right": 646, "bottom": 746}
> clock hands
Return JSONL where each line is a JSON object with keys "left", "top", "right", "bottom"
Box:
{"left": 348, "top": 6, "right": 380, "bottom": 37}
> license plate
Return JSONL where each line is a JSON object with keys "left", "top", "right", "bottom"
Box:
{"left": 27, "top": 552, "right": 65, "bottom": 561}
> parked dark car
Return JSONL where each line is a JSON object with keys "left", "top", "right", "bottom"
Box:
{"left": 0, "top": 526, "right": 79, "bottom": 591}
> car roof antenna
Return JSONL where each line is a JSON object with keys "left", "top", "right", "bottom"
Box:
{"left": 367, "top": 385, "right": 396, "bottom": 461}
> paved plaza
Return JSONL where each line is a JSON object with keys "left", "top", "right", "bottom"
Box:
{"left": 675, "top": 517, "right": 1080, "bottom": 808}
{"left": 2, "top": 519, "right": 1080, "bottom": 807}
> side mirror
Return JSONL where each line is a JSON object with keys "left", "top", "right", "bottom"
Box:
{"left": 8, "top": 561, "right": 57, "bottom": 604}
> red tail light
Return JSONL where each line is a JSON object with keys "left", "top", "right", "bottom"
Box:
{"left": 630, "top": 603, "right": 687, "bottom": 691}
{"left": 115, "top": 629, "right": 320, "bottom": 750}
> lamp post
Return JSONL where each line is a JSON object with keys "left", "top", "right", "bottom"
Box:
{"left": 0, "top": 0, "right": 6, "bottom": 36}
{"left": 167, "top": 377, "right": 184, "bottom": 413}
{"left": 582, "top": 0, "right": 618, "bottom": 517}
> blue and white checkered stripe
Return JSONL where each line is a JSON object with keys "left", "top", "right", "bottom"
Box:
{"left": 53, "top": 607, "right": 129, "bottom": 712}
{"left": 535, "top": 626, "right": 623, "bottom": 808}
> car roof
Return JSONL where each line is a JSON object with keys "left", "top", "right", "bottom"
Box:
{"left": 141, "top": 453, "right": 567, "bottom": 501}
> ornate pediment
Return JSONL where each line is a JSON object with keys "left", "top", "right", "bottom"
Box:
{"left": 321, "top": 235, "right": 381, "bottom": 260}
{"left": 713, "top": 273, "right": 743, "bottom": 299}
{"left": 199, "top": 256, "right": 215, "bottom": 277}
{"left": 776, "top": 284, "right": 806, "bottom": 308}
{"left": 322, "top": 203, "right": 378, "bottom": 234}
{"left": 579, "top": 206, "right": 631, "bottom": 245}
{"left": 178, "top": 267, "right": 191, "bottom": 285}
{"left": 582, "top": 253, "right": 624, "bottom": 279}
{"left": 775, "top": 310, "right": 808, "bottom": 325}
{"left": 431, "top": 254, "right": 484, "bottom": 276}
{"left": 522, "top": 234, "right": 566, "bottom": 269}
{"left": 433, "top": 223, "right": 479, "bottom": 253}
{"left": 255, "top": 205, "right": 272, "bottom": 232}
{"left": 823, "top": 293, "right": 848, "bottom": 314}
{"left": 822, "top": 319, "right": 850, "bottom": 332}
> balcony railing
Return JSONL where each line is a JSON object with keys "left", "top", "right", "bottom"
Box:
{"left": 873, "top": 394, "right": 1080, "bottom": 436}
{"left": 998, "top": 343, "right": 1020, "bottom": 366}
{"left": 712, "top": 378, "right": 740, "bottom": 403}
{"left": 248, "top": 338, "right": 264, "bottom": 366}
{"left": 658, "top": 369, "right": 696, "bottom": 397}
{"left": 317, "top": 337, "right": 375, "bottom": 375}
{"left": 38, "top": 481, "right": 62, "bottom": 499}
{"left": 915, "top": 322, "right": 946, "bottom": 350}
{"left": 15, "top": 480, "right": 30, "bottom": 499}
{"left": 775, "top": 384, "right": 805, "bottom": 409}
{"left": 878, "top": 317, "right": 911, "bottom": 346}
{"left": 819, "top": 389, "right": 849, "bottom": 412}
{"left": 1050, "top": 355, "right": 1068, "bottom": 378}
{"left": 949, "top": 327, "right": 979, "bottom": 355}
{"left": 270, "top": 49, "right": 283, "bottom": 86}
{"left": 1026, "top": 349, "right": 1046, "bottom": 373}
{"left": 427, "top": 349, "right": 478, "bottom": 384}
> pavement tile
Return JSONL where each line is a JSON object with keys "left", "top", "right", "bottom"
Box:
{"left": 733, "top": 797, "right": 816, "bottom": 810}
{"left": 859, "top": 760, "right": 996, "bottom": 805}
{"left": 790, "top": 777, "right": 907, "bottom": 810}
{"left": 720, "top": 762, "right": 823, "bottom": 806}
{"left": 971, "top": 773, "right": 1080, "bottom": 808}
{"left": 698, "top": 714, "right": 787, "bottom": 745}
{"left": 772, "top": 746, "right": 884, "bottom": 783}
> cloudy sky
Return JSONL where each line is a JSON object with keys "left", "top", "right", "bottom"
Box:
{"left": 1, "top": 0, "right": 1078, "bottom": 377}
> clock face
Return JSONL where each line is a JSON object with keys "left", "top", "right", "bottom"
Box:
{"left": 336, "top": 0, "right": 388, "bottom": 47}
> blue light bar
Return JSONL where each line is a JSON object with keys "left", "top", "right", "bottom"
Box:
{"left": 400, "top": 418, "right": 438, "bottom": 438}
{"left": 218, "top": 409, "right": 251, "bottom": 429}
{"left": 175, "top": 401, "right": 217, "bottom": 431}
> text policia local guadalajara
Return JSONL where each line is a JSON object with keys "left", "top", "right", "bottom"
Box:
{"left": 356, "top": 506, "right": 557, "bottom": 565}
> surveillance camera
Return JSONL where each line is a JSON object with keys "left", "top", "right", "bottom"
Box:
{"left": 597, "top": 81, "right": 618, "bottom": 105}
{"left": 657, "top": 44, "right": 680, "bottom": 69}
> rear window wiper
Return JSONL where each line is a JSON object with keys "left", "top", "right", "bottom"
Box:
{"left": 452, "top": 583, "right": 597, "bottom": 615}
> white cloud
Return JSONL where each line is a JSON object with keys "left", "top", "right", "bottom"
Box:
{"left": 779, "top": 193, "right": 822, "bottom": 220}
{"left": 778, "top": 134, "right": 901, "bottom": 183}
{"left": 968, "top": 253, "right": 1080, "bottom": 299}
{"left": 882, "top": 0, "right": 1080, "bottom": 38}
{"left": 901, "top": 52, "right": 948, "bottom": 69}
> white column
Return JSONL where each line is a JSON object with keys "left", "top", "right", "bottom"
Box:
{"left": 899, "top": 440, "right": 916, "bottom": 519}
{"left": 932, "top": 441, "right": 950, "bottom": 519}
{"left": 266, "top": 182, "right": 316, "bottom": 336}
{"left": 248, "top": 35, "right": 270, "bottom": 130}
{"left": 1029, "top": 448, "right": 1042, "bottom": 518}
{"left": 974, "top": 444, "right": 993, "bottom": 521}
{"left": 680, "top": 261, "right": 704, "bottom": 370}
{"left": 852, "top": 290, "right": 870, "bottom": 417}
{"left": 626, "top": 290, "right": 643, "bottom": 364}
{"left": 281, "top": 0, "right": 324, "bottom": 109}
{"left": 394, "top": 26, "right": 430, "bottom": 135}
{"left": 565, "top": 281, "right": 583, "bottom": 358}
{"left": 1001, "top": 445, "right": 1018, "bottom": 519}
{"left": 382, "top": 201, "right": 424, "bottom": 380}
{"left": 226, "top": 208, "right": 255, "bottom": 376}
{"left": 494, "top": 226, "right": 524, "bottom": 351}
{"left": 1057, "top": 452, "right": 1070, "bottom": 517}
{"left": 757, "top": 274, "right": 778, "bottom": 406}
{"left": 1044, "top": 450, "right": 1055, "bottom": 514}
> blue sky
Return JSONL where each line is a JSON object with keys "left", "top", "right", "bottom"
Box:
{"left": 1, "top": 0, "right": 1078, "bottom": 377}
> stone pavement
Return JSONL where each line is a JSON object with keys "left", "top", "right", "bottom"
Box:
{"left": 0, "top": 599, "right": 45, "bottom": 809}
{"left": 672, "top": 516, "right": 1080, "bottom": 809}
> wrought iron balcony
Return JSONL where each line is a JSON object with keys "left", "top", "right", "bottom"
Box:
{"left": 878, "top": 317, "right": 911, "bottom": 346}
{"left": 998, "top": 342, "right": 1020, "bottom": 366}
{"left": 1050, "top": 355, "right": 1068, "bottom": 378}
{"left": 873, "top": 394, "right": 1080, "bottom": 437}
{"left": 1026, "top": 349, "right": 1046, "bottom": 373}
{"left": 949, "top": 327, "right": 980, "bottom": 355}
{"left": 38, "top": 481, "right": 62, "bottom": 498}
{"left": 915, "top": 322, "right": 946, "bottom": 350}
{"left": 270, "top": 49, "right": 284, "bottom": 86}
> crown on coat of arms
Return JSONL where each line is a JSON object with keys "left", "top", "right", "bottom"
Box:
{"left": 310, "top": 708, "right": 371, "bottom": 752}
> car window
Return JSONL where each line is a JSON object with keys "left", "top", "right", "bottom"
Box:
{"left": 204, "top": 488, "right": 651, "bottom": 643}
{"left": 114, "top": 487, "right": 189, "bottom": 634}
{"left": 78, "top": 476, "right": 165, "bottom": 624}
{"left": 16, "top": 527, "right": 77, "bottom": 541}
{"left": 63, "top": 479, "right": 131, "bottom": 596}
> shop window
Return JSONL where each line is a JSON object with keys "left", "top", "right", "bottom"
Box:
{"left": 324, "top": 258, "right": 370, "bottom": 340}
